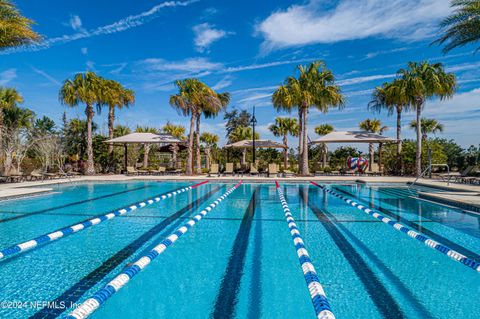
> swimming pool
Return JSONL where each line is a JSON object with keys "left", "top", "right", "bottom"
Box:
{"left": 0, "top": 181, "right": 478, "bottom": 318}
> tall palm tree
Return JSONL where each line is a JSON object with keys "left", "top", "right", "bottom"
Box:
{"left": 398, "top": 62, "right": 456, "bottom": 176}
{"left": 59, "top": 72, "right": 103, "bottom": 175}
{"left": 100, "top": 79, "right": 135, "bottom": 172}
{"left": 434, "top": 0, "right": 480, "bottom": 53}
{"left": 410, "top": 118, "right": 444, "bottom": 140}
{"left": 0, "top": 87, "right": 23, "bottom": 154}
{"left": 269, "top": 117, "right": 299, "bottom": 168}
{"left": 195, "top": 90, "right": 229, "bottom": 174}
{"left": 359, "top": 119, "right": 388, "bottom": 172}
{"left": 0, "top": 0, "right": 41, "bottom": 50}
{"left": 273, "top": 61, "right": 345, "bottom": 175}
{"left": 162, "top": 122, "right": 186, "bottom": 169}
{"left": 369, "top": 79, "right": 410, "bottom": 174}
{"left": 135, "top": 126, "right": 158, "bottom": 168}
{"left": 314, "top": 124, "right": 334, "bottom": 168}
{"left": 200, "top": 132, "right": 219, "bottom": 170}
{"left": 229, "top": 126, "right": 259, "bottom": 165}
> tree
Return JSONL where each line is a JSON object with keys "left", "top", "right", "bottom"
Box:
{"left": 410, "top": 118, "right": 444, "bottom": 141}
{"left": 229, "top": 126, "right": 259, "bottom": 165}
{"left": 359, "top": 119, "right": 388, "bottom": 171}
{"left": 273, "top": 61, "right": 344, "bottom": 175}
{"left": 135, "top": 126, "right": 158, "bottom": 168}
{"left": 162, "top": 122, "right": 186, "bottom": 169}
{"left": 0, "top": 0, "right": 41, "bottom": 50}
{"left": 0, "top": 87, "right": 23, "bottom": 154}
{"left": 99, "top": 79, "right": 135, "bottom": 172}
{"left": 34, "top": 115, "right": 56, "bottom": 135}
{"left": 169, "top": 79, "right": 226, "bottom": 175}
{"left": 314, "top": 124, "right": 334, "bottom": 168}
{"left": 59, "top": 72, "right": 104, "bottom": 175}
{"left": 200, "top": 132, "right": 219, "bottom": 170}
{"left": 398, "top": 62, "right": 456, "bottom": 176}
{"left": 269, "top": 117, "right": 299, "bottom": 168}
{"left": 369, "top": 79, "right": 410, "bottom": 174}
{"left": 434, "top": 0, "right": 480, "bottom": 53}
{"left": 224, "top": 109, "right": 251, "bottom": 141}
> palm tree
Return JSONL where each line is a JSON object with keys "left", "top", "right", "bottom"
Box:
{"left": 229, "top": 126, "right": 259, "bottom": 165}
{"left": 410, "top": 118, "right": 444, "bottom": 140}
{"left": 359, "top": 119, "right": 388, "bottom": 172}
{"left": 434, "top": 0, "right": 480, "bottom": 53}
{"left": 314, "top": 124, "right": 334, "bottom": 168}
{"left": 398, "top": 62, "right": 456, "bottom": 176}
{"left": 0, "top": 87, "right": 23, "bottom": 154}
{"left": 162, "top": 122, "right": 186, "bottom": 169}
{"left": 273, "top": 61, "right": 345, "bottom": 175}
{"left": 269, "top": 117, "right": 299, "bottom": 169}
{"left": 59, "top": 72, "right": 103, "bottom": 175}
{"left": 135, "top": 126, "right": 158, "bottom": 168}
{"left": 369, "top": 79, "right": 410, "bottom": 174}
{"left": 200, "top": 132, "right": 219, "bottom": 170}
{"left": 195, "top": 90, "right": 229, "bottom": 174}
{"left": 0, "top": 0, "right": 41, "bottom": 50}
{"left": 100, "top": 79, "right": 135, "bottom": 172}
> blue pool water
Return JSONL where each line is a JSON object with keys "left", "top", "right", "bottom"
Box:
{"left": 0, "top": 181, "right": 478, "bottom": 318}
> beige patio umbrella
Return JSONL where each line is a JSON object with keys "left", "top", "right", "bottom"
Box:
{"left": 224, "top": 139, "right": 286, "bottom": 165}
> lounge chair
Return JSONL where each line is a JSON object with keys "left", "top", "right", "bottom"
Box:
{"left": 250, "top": 163, "right": 259, "bottom": 175}
{"left": 440, "top": 166, "right": 476, "bottom": 183}
{"left": 283, "top": 169, "right": 296, "bottom": 177}
{"left": 126, "top": 166, "right": 138, "bottom": 176}
{"left": 268, "top": 163, "right": 278, "bottom": 177}
{"left": 29, "top": 170, "right": 44, "bottom": 181}
{"left": 365, "top": 163, "right": 383, "bottom": 176}
{"left": 208, "top": 164, "right": 220, "bottom": 177}
{"left": 224, "top": 163, "right": 234, "bottom": 176}
{"left": 149, "top": 166, "right": 166, "bottom": 175}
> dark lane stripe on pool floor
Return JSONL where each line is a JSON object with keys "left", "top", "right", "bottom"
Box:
{"left": 248, "top": 188, "right": 262, "bottom": 319}
{"left": 212, "top": 187, "right": 259, "bottom": 319}
{"left": 333, "top": 187, "right": 480, "bottom": 261}
{"left": 298, "top": 188, "right": 405, "bottom": 319}
{"left": 30, "top": 186, "right": 221, "bottom": 319}
{"left": 309, "top": 188, "right": 435, "bottom": 319}
{"left": 0, "top": 185, "right": 151, "bottom": 223}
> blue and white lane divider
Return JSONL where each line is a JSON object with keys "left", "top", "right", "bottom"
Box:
{"left": 0, "top": 180, "right": 209, "bottom": 261}
{"left": 275, "top": 182, "right": 336, "bottom": 319}
{"left": 67, "top": 181, "right": 242, "bottom": 319}
{"left": 310, "top": 181, "right": 480, "bottom": 273}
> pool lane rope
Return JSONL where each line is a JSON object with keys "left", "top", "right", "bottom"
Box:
{"left": 309, "top": 181, "right": 480, "bottom": 273}
{"left": 0, "top": 180, "right": 209, "bottom": 261}
{"left": 275, "top": 182, "right": 336, "bottom": 319}
{"left": 67, "top": 181, "right": 242, "bottom": 319}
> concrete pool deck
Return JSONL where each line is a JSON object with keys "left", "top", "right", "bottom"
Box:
{"left": 0, "top": 175, "right": 479, "bottom": 212}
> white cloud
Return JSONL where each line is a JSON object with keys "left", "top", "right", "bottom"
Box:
{"left": 81, "top": 47, "right": 88, "bottom": 55}
{"left": 31, "top": 67, "right": 60, "bottom": 86}
{"left": 193, "top": 23, "right": 232, "bottom": 52}
{"left": 256, "top": 0, "right": 451, "bottom": 50}
{"left": 238, "top": 93, "right": 272, "bottom": 104}
{"left": 69, "top": 15, "right": 84, "bottom": 32}
{"left": 0, "top": 69, "right": 17, "bottom": 85}
{"left": 142, "top": 57, "right": 223, "bottom": 72}
{"left": 212, "top": 76, "right": 233, "bottom": 90}
{"left": 3, "top": 0, "right": 197, "bottom": 54}
{"left": 223, "top": 58, "right": 313, "bottom": 73}
{"left": 423, "top": 87, "right": 480, "bottom": 118}
{"left": 338, "top": 74, "right": 395, "bottom": 86}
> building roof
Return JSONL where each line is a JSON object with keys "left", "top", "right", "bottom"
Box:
{"left": 310, "top": 131, "right": 397, "bottom": 144}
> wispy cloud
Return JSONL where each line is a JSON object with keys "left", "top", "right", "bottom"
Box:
{"left": 338, "top": 74, "right": 395, "bottom": 86}
{"left": 81, "top": 47, "right": 88, "bottom": 55}
{"left": 256, "top": 0, "right": 451, "bottom": 51}
{"left": 193, "top": 23, "right": 232, "bottom": 52}
{"left": 2, "top": 0, "right": 198, "bottom": 54}
{"left": 0, "top": 69, "right": 17, "bottom": 85}
{"left": 212, "top": 76, "right": 233, "bottom": 90}
{"left": 31, "top": 67, "right": 61, "bottom": 86}
{"left": 69, "top": 15, "right": 85, "bottom": 32}
{"left": 223, "top": 58, "right": 313, "bottom": 73}
{"left": 142, "top": 57, "right": 223, "bottom": 73}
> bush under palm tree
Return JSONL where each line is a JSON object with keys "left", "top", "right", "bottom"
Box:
{"left": 269, "top": 117, "right": 298, "bottom": 169}
{"left": 314, "top": 124, "right": 334, "bottom": 168}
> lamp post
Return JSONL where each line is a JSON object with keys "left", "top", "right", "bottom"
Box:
{"left": 251, "top": 106, "right": 257, "bottom": 164}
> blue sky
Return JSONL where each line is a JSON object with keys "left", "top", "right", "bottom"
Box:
{"left": 2, "top": 0, "right": 480, "bottom": 148}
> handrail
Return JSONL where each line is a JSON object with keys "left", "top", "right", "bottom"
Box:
{"left": 408, "top": 164, "right": 450, "bottom": 195}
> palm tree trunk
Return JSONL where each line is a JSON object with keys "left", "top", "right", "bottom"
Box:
{"left": 85, "top": 104, "right": 95, "bottom": 175}
{"left": 322, "top": 143, "right": 328, "bottom": 168}
{"left": 368, "top": 143, "right": 374, "bottom": 172}
{"left": 283, "top": 134, "right": 288, "bottom": 168}
{"left": 143, "top": 144, "right": 150, "bottom": 168}
{"left": 301, "top": 108, "right": 309, "bottom": 175}
{"left": 378, "top": 143, "right": 383, "bottom": 171}
{"left": 205, "top": 147, "right": 211, "bottom": 170}
{"left": 298, "top": 108, "right": 303, "bottom": 165}
{"left": 396, "top": 106, "right": 403, "bottom": 175}
{"left": 108, "top": 106, "right": 115, "bottom": 172}
{"left": 415, "top": 103, "right": 422, "bottom": 177}
{"left": 0, "top": 111, "right": 3, "bottom": 169}
{"left": 241, "top": 148, "right": 246, "bottom": 165}
{"left": 195, "top": 114, "right": 201, "bottom": 174}
{"left": 186, "top": 112, "right": 195, "bottom": 175}
{"left": 172, "top": 144, "right": 178, "bottom": 168}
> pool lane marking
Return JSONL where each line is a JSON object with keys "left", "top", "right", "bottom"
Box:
{"left": 67, "top": 181, "right": 242, "bottom": 319}
{"left": 31, "top": 186, "right": 221, "bottom": 319}
{"left": 301, "top": 187, "right": 405, "bottom": 319}
{"left": 275, "top": 182, "right": 336, "bottom": 319}
{"left": 0, "top": 185, "right": 152, "bottom": 223}
{"left": 212, "top": 186, "right": 259, "bottom": 318}
{"left": 310, "top": 181, "right": 480, "bottom": 273}
{"left": 0, "top": 181, "right": 209, "bottom": 261}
